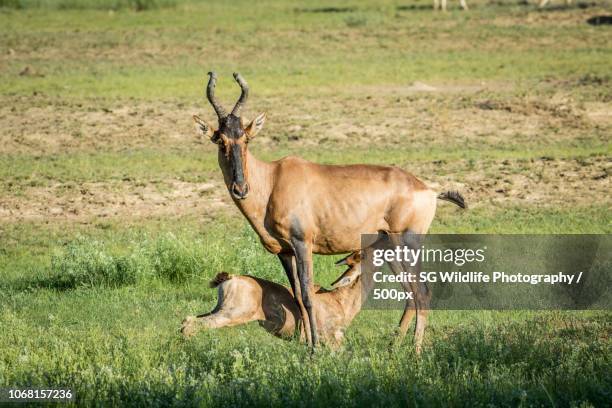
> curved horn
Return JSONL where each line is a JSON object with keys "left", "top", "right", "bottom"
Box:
{"left": 206, "top": 72, "right": 228, "bottom": 119}
{"left": 231, "top": 72, "right": 249, "bottom": 117}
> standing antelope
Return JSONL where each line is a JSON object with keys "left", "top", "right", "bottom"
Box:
{"left": 181, "top": 252, "right": 366, "bottom": 347}
{"left": 539, "top": 0, "right": 572, "bottom": 7}
{"left": 434, "top": 0, "right": 469, "bottom": 11}
{"left": 193, "top": 72, "right": 465, "bottom": 351}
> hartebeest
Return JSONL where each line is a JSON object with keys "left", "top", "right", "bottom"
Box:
{"left": 434, "top": 0, "right": 469, "bottom": 11}
{"left": 193, "top": 72, "right": 465, "bottom": 351}
{"left": 181, "top": 252, "right": 366, "bottom": 348}
{"left": 539, "top": 0, "right": 572, "bottom": 7}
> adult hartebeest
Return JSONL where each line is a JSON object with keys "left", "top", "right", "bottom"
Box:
{"left": 193, "top": 72, "right": 465, "bottom": 351}
{"left": 181, "top": 252, "right": 366, "bottom": 348}
{"left": 539, "top": 0, "right": 572, "bottom": 7}
{"left": 434, "top": 0, "right": 469, "bottom": 11}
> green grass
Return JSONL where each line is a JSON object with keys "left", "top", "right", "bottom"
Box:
{"left": 1, "top": 146, "right": 609, "bottom": 195}
{"left": 0, "top": 218, "right": 610, "bottom": 406}
{"left": 1, "top": 0, "right": 611, "bottom": 406}
{"left": 0, "top": 0, "right": 178, "bottom": 11}
{"left": 1, "top": 1, "right": 611, "bottom": 98}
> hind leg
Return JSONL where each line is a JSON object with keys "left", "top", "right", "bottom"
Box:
{"left": 394, "top": 297, "right": 416, "bottom": 345}
{"left": 386, "top": 191, "right": 437, "bottom": 352}
{"left": 387, "top": 233, "right": 423, "bottom": 350}
{"left": 401, "top": 230, "right": 432, "bottom": 354}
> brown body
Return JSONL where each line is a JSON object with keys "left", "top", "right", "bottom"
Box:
{"left": 194, "top": 72, "right": 465, "bottom": 351}
{"left": 181, "top": 255, "right": 364, "bottom": 347}
{"left": 229, "top": 151, "right": 438, "bottom": 255}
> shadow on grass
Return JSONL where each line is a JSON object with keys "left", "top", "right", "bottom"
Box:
{"left": 294, "top": 7, "right": 356, "bottom": 14}
{"left": 395, "top": 4, "right": 433, "bottom": 12}
{"left": 587, "top": 15, "right": 612, "bottom": 25}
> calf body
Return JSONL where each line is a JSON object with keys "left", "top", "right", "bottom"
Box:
{"left": 182, "top": 256, "right": 364, "bottom": 347}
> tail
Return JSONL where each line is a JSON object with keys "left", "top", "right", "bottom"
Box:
{"left": 437, "top": 191, "right": 466, "bottom": 209}
{"left": 209, "top": 272, "right": 232, "bottom": 288}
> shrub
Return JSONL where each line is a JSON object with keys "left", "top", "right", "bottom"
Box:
{"left": 49, "top": 238, "right": 147, "bottom": 289}
{"left": 147, "top": 233, "right": 204, "bottom": 283}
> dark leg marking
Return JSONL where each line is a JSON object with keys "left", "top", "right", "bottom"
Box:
{"left": 289, "top": 217, "right": 318, "bottom": 349}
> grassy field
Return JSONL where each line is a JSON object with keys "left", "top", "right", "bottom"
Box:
{"left": 1, "top": 0, "right": 611, "bottom": 406}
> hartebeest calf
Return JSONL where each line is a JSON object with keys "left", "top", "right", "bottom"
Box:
{"left": 181, "top": 253, "right": 365, "bottom": 347}
{"left": 193, "top": 72, "right": 465, "bottom": 351}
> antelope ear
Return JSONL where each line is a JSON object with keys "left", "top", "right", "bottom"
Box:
{"left": 335, "top": 252, "right": 361, "bottom": 266}
{"left": 330, "top": 276, "right": 352, "bottom": 290}
{"left": 335, "top": 253, "right": 352, "bottom": 266}
{"left": 244, "top": 112, "right": 266, "bottom": 139}
{"left": 330, "top": 268, "right": 361, "bottom": 289}
{"left": 193, "top": 115, "right": 215, "bottom": 141}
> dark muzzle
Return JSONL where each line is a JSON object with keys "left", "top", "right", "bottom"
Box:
{"left": 231, "top": 182, "right": 249, "bottom": 200}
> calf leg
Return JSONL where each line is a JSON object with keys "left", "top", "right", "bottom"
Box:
{"left": 181, "top": 313, "right": 234, "bottom": 338}
{"left": 181, "top": 299, "right": 257, "bottom": 338}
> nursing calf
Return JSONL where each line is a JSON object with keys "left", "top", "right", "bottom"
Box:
{"left": 181, "top": 253, "right": 364, "bottom": 347}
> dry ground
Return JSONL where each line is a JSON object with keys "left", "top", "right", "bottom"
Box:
{"left": 0, "top": 1, "right": 610, "bottom": 224}
{"left": 0, "top": 81, "right": 609, "bottom": 223}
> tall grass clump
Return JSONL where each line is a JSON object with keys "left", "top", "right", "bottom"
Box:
{"left": 0, "top": 0, "right": 178, "bottom": 11}
{"left": 44, "top": 226, "right": 281, "bottom": 289}
{"left": 49, "top": 238, "right": 149, "bottom": 289}
{"left": 147, "top": 232, "right": 204, "bottom": 283}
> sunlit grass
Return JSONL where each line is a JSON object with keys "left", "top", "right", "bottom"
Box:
{"left": 1, "top": 0, "right": 610, "bottom": 405}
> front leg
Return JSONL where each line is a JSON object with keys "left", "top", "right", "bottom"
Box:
{"left": 278, "top": 253, "right": 311, "bottom": 343}
{"left": 181, "top": 307, "right": 256, "bottom": 338}
{"left": 181, "top": 313, "right": 234, "bottom": 338}
{"left": 291, "top": 238, "right": 319, "bottom": 348}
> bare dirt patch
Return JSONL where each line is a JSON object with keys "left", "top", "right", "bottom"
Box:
{"left": 0, "top": 179, "right": 229, "bottom": 223}
{"left": 0, "top": 82, "right": 609, "bottom": 223}
{"left": 0, "top": 95, "right": 203, "bottom": 155}
{"left": 423, "top": 156, "right": 611, "bottom": 208}
{"left": 1, "top": 156, "right": 608, "bottom": 223}
{"left": 1, "top": 81, "right": 608, "bottom": 155}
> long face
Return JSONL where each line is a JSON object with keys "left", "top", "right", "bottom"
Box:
{"left": 193, "top": 72, "right": 266, "bottom": 201}
{"left": 215, "top": 115, "right": 250, "bottom": 200}
{"left": 193, "top": 111, "right": 266, "bottom": 201}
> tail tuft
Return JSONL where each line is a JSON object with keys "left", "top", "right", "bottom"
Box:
{"left": 210, "top": 272, "right": 232, "bottom": 288}
{"left": 438, "top": 191, "right": 467, "bottom": 209}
